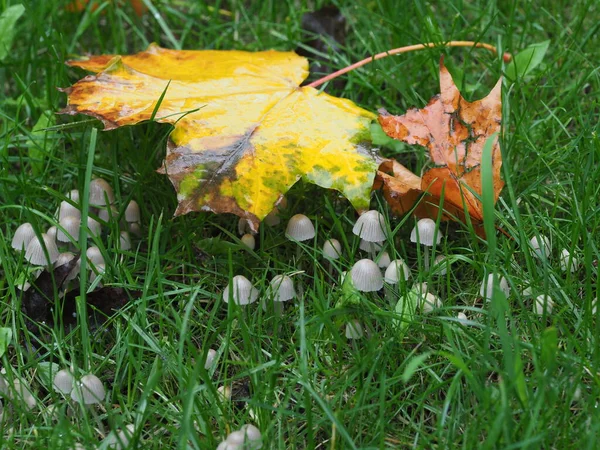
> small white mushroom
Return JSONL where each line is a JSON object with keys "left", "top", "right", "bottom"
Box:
{"left": 350, "top": 259, "right": 383, "bottom": 292}
{"left": 376, "top": 251, "right": 391, "bottom": 268}
{"left": 285, "top": 214, "right": 315, "bottom": 242}
{"left": 534, "top": 294, "right": 554, "bottom": 315}
{"left": 421, "top": 292, "right": 442, "bottom": 314}
{"left": 12, "top": 223, "right": 36, "bottom": 251}
{"left": 59, "top": 200, "right": 81, "bottom": 221}
{"left": 86, "top": 216, "right": 102, "bottom": 237}
{"left": 410, "top": 219, "right": 442, "bottom": 270}
{"left": 98, "top": 204, "right": 119, "bottom": 222}
{"left": 86, "top": 246, "right": 105, "bottom": 266}
{"left": 433, "top": 254, "right": 449, "bottom": 276}
{"left": 239, "top": 424, "right": 263, "bottom": 449}
{"left": 410, "top": 219, "right": 441, "bottom": 246}
{"left": 204, "top": 349, "right": 217, "bottom": 369}
{"left": 480, "top": 273, "right": 510, "bottom": 301}
{"left": 223, "top": 275, "right": 259, "bottom": 305}
{"left": 88, "top": 178, "right": 115, "bottom": 206}
{"left": 241, "top": 233, "right": 256, "bottom": 250}
{"left": 102, "top": 424, "right": 134, "bottom": 450}
{"left": 55, "top": 252, "right": 80, "bottom": 281}
{"left": 559, "top": 248, "right": 578, "bottom": 273}
{"left": 125, "top": 200, "right": 140, "bottom": 223}
{"left": 57, "top": 216, "right": 81, "bottom": 243}
{"left": 129, "top": 221, "right": 142, "bottom": 237}
{"left": 345, "top": 320, "right": 364, "bottom": 339}
{"left": 269, "top": 275, "right": 296, "bottom": 302}
{"left": 70, "top": 374, "right": 105, "bottom": 405}
{"left": 119, "top": 231, "right": 132, "bottom": 250}
{"left": 322, "top": 239, "right": 342, "bottom": 260}
{"left": 46, "top": 225, "right": 58, "bottom": 242}
{"left": 24, "top": 233, "right": 59, "bottom": 266}
{"left": 384, "top": 259, "right": 410, "bottom": 284}
{"left": 89, "top": 263, "right": 106, "bottom": 285}
{"left": 529, "top": 234, "right": 551, "bottom": 259}
{"left": 10, "top": 378, "right": 37, "bottom": 409}
{"left": 53, "top": 369, "right": 75, "bottom": 395}
{"left": 352, "top": 210, "right": 386, "bottom": 243}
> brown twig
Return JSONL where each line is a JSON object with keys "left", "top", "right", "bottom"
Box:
{"left": 307, "top": 41, "right": 511, "bottom": 89}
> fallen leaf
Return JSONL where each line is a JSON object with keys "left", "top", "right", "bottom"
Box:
{"left": 66, "top": 0, "right": 146, "bottom": 16}
{"left": 61, "top": 44, "right": 377, "bottom": 231}
{"left": 377, "top": 57, "right": 503, "bottom": 225}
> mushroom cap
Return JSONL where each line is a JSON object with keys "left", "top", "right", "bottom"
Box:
{"left": 57, "top": 216, "right": 81, "bottom": 243}
{"left": 376, "top": 251, "right": 391, "bottom": 268}
{"left": 89, "top": 263, "right": 106, "bottom": 284}
{"left": 285, "top": 214, "right": 315, "bottom": 242}
{"left": 98, "top": 205, "right": 119, "bottom": 223}
{"left": 102, "top": 424, "right": 134, "bottom": 449}
{"left": 226, "top": 431, "right": 246, "bottom": 446}
{"left": 88, "top": 178, "right": 115, "bottom": 206}
{"left": 125, "top": 200, "right": 140, "bottom": 222}
{"left": 241, "top": 233, "right": 256, "bottom": 250}
{"left": 269, "top": 275, "right": 296, "bottom": 302}
{"left": 239, "top": 424, "right": 262, "bottom": 446}
{"left": 559, "top": 248, "right": 577, "bottom": 273}
{"left": 59, "top": 200, "right": 81, "bottom": 221}
{"left": 11, "top": 379, "right": 37, "bottom": 409}
{"left": 359, "top": 238, "right": 383, "bottom": 253}
{"left": 352, "top": 210, "right": 386, "bottom": 242}
{"left": 129, "top": 221, "right": 142, "bottom": 237}
{"left": 55, "top": 252, "right": 80, "bottom": 281}
{"left": 119, "top": 231, "right": 132, "bottom": 250}
{"left": 534, "top": 294, "right": 554, "bottom": 315}
{"left": 480, "top": 273, "right": 510, "bottom": 301}
{"left": 53, "top": 369, "right": 74, "bottom": 394}
{"left": 457, "top": 312, "right": 468, "bottom": 323}
{"left": 46, "top": 226, "right": 58, "bottom": 242}
{"left": 24, "top": 233, "right": 59, "bottom": 266}
{"left": 223, "top": 275, "right": 259, "bottom": 305}
{"left": 345, "top": 320, "right": 364, "bottom": 339}
{"left": 384, "top": 259, "right": 410, "bottom": 284}
{"left": 71, "top": 374, "right": 105, "bottom": 404}
{"left": 322, "top": 238, "right": 342, "bottom": 260}
{"left": 410, "top": 218, "right": 441, "bottom": 246}
{"left": 86, "top": 246, "right": 105, "bottom": 266}
{"left": 350, "top": 259, "right": 383, "bottom": 292}
{"left": 12, "top": 223, "right": 36, "bottom": 251}
{"left": 433, "top": 255, "right": 448, "bottom": 275}
{"left": 67, "top": 189, "right": 80, "bottom": 202}
{"left": 529, "top": 234, "right": 551, "bottom": 259}
{"left": 421, "top": 292, "right": 441, "bottom": 313}
{"left": 86, "top": 216, "right": 102, "bottom": 237}
{"left": 204, "top": 349, "right": 217, "bottom": 369}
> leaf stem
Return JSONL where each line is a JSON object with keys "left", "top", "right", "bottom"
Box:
{"left": 307, "top": 41, "right": 510, "bottom": 89}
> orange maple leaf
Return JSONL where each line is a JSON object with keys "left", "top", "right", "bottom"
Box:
{"left": 377, "top": 57, "right": 503, "bottom": 226}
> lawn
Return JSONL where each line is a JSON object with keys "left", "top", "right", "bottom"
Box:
{"left": 1, "top": 0, "right": 599, "bottom": 449}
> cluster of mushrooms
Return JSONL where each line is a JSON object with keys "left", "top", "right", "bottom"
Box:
{"left": 11, "top": 178, "right": 140, "bottom": 289}
{"left": 227, "top": 209, "right": 583, "bottom": 330}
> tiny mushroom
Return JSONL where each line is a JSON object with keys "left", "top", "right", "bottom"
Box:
{"left": 345, "top": 320, "right": 364, "bottom": 339}
{"left": 241, "top": 233, "right": 256, "bottom": 250}
{"left": 46, "top": 226, "right": 58, "bottom": 242}
{"left": 559, "top": 248, "right": 578, "bottom": 273}
{"left": 285, "top": 214, "right": 315, "bottom": 242}
{"left": 71, "top": 374, "right": 105, "bottom": 405}
{"left": 59, "top": 200, "right": 81, "bottom": 221}
{"left": 350, "top": 259, "right": 383, "bottom": 292}
{"left": 57, "top": 216, "right": 81, "bottom": 243}
{"left": 376, "top": 251, "right": 391, "bottom": 269}
{"left": 53, "top": 369, "right": 75, "bottom": 395}
{"left": 24, "top": 233, "right": 59, "bottom": 266}
{"left": 534, "top": 294, "right": 554, "bottom": 316}
{"left": 119, "top": 231, "right": 132, "bottom": 250}
{"left": 529, "top": 234, "right": 551, "bottom": 259}
{"left": 410, "top": 218, "right": 442, "bottom": 269}
{"left": 125, "top": 200, "right": 140, "bottom": 223}
{"left": 240, "top": 424, "right": 263, "bottom": 449}
{"left": 98, "top": 204, "right": 119, "bottom": 223}
{"left": 384, "top": 259, "right": 410, "bottom": 284}
{"left": 352, "top": 210, "right": 386, "bottom": 243}
{"left": 12, "top": 223, "right": 36, "bottom": 251}
{"left": 11, "top": 378, "right": 37, "bottom": 409}
{"left": 480, "top": 273, "right": 510, "bottom": 301}
{"left": 223, "top": 275, "right": 259, "bottom": 305}
{"left": 269, "top": 275, "right": 296, "bottom": 303}
{"left": 89, "top": 263, "right": 106, "bottom": 285}
{"left": 86, "top": 246, "right": 105, "bottom": 267}
{"left": 88, "top": 178, "right": 115, "bottom": 206}
{"left": 86, "top": 216, "right": 102, "bottom": 237}
{"left": 204, "top": 349, "right": 218, "bottom": 369}
{"left": 322, "top": 238, "right": 342, "bottom": 260}
{"left": 55, "top": 252, "right": 79, "bottom": 281}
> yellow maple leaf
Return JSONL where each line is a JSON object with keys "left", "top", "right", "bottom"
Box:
{"left": 62, "top": 44, "right": 377, "bottom": 230}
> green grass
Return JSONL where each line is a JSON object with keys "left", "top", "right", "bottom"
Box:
{"left": 1, "top": 0, "right": 599, "bottom": 448}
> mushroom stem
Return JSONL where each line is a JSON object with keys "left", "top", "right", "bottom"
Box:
{"left": 424, "top": 246, "right": 430, "bottom": 271}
